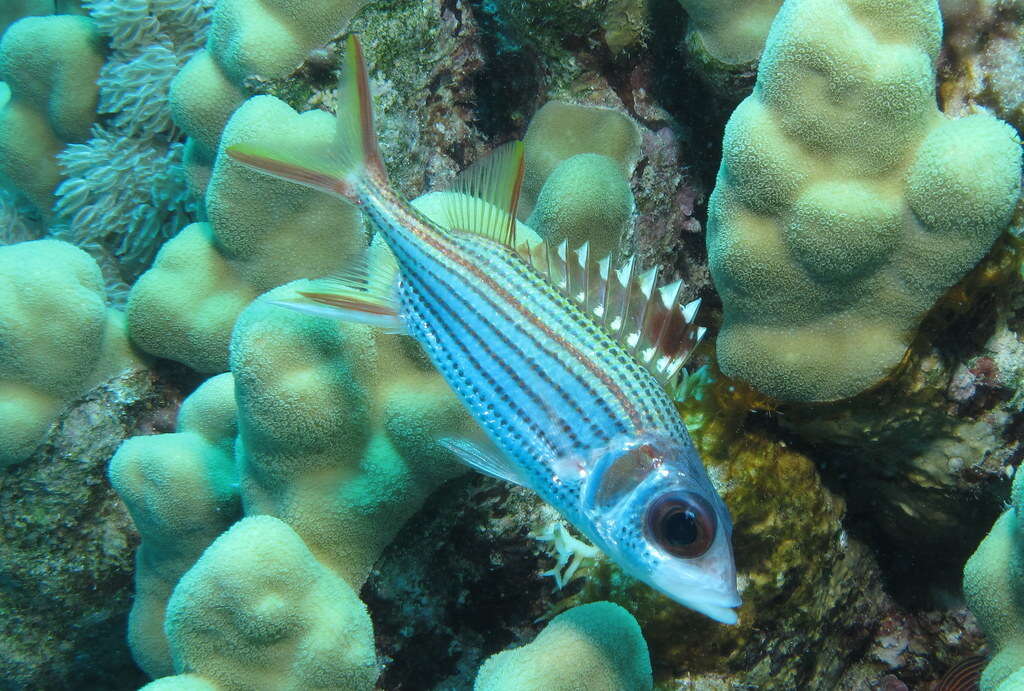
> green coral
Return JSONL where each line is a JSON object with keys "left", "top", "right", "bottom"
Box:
{"left": 965, "top": 469, "right": 1024, "bottom": 691}
{"left": 108, "top": 373, "right": 240, "bottom": 678}
{"left": 230, "top": 270, "right": 474, "bottom": 588}
{"left": 474, "top": 601, "right": 652, "bottom": 691}
{"left": 127, "top": 95, "right": 364, "bottom": 373}
{"left": 707, "top": 0, "right": 1023, "bottom": 402}
{"left": 169, "top": 0, "right": 368, "bottom": 192}
{"left": 0, "top": 14, "right": 102, "bottom": 216}
{"left": 0, "top": 239, "right": 141, "bottom": 467}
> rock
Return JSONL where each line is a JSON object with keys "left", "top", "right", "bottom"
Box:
{"left": 0, "top": 368, "right": 180, "bottom": 689}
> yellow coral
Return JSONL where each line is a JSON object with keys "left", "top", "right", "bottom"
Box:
{"left": 678, "top": 0, "right": 783, "bottom": 65}
{"left": 707, "top": 0, "right": 1022, "bottom": 402}
{"left": 163, "top": 516, "right": 379, "bottom": 690}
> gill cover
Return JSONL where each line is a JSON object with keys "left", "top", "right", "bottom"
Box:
{"left": 577, "top": 432, "right": 740, "bottom": 624}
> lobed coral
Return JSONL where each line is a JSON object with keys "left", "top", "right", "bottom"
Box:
{"left": 127, "top": 95, "right": 364, "bottom": 373}
{"left": 520, "top": 101, "right": 641, "bottom": 257}
{"left": 474, "top": 601, "right": 653, "bottom": 690}
{"left": 152, "top": 516, "right": 379, "bottom": 690}
{"left": 677, "top": 0, "right": 782, "bottom": 66}
{"left": 109, "top": 373, "right": 240, "bottom": 678}
{"left": 169, "top": 0, "right": 369, "bottom": 193}
{"left": 229, "top": 277, "right": 474, "bottom": 588}
{"left": 965, "top": 468, "right": 1024, "bottom": 691}
{"left": 707, "top": 0, "right": 1023, "bottom": 402}
{"left": 0, "top": 14, "right": 102, "bottom": 217}
{"left": 0, "top": 239, "right": 141, "bottom": 467}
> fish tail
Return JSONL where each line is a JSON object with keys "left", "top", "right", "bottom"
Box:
{"left": 226, "top": 34, "right": 387, "bottom": 205}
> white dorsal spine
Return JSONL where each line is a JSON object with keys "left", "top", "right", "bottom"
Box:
{"left": 514, "top": 237, "right": 706, "bottom": 398}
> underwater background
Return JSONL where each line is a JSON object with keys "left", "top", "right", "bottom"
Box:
{"left": 0, "top": 0, "right": 1023, "bottom": 689}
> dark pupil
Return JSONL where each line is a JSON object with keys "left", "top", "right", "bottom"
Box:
{"left": 663, "top": 509, "right": 698, "bottom": 546}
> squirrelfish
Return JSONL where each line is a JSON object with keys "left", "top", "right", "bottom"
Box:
{"left": 228, "top": 35, "right": 740, "bottom": 623}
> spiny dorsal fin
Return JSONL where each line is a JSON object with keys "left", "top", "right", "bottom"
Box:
{"left": 514, "top": 237, "right": 706, "bottom": 397}
{"left": 272, "top": 240, "right": 405, "bottom": 332}
{"left": 440, "top": 141, "right": 525, "bottom": 246}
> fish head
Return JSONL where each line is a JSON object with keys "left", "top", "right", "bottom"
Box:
{"left": 578, "top": 431, "right": 740, "bottom": 624}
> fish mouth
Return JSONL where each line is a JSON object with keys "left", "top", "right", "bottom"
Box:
{"left": 677, "top": 586, "right": 742, "bottom": 625}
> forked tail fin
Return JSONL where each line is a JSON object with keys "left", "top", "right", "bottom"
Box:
{"left": 225, "top": 34, "right": 388, "bottom": 203}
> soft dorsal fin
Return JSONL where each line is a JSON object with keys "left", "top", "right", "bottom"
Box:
{"left": 514, "top": 238, "right": 706, "bottom": 398}
{"left": 272, "top": 240, "right": 406, "bottom": 333}
{"left": 438, "top": 141, "right": 525, "bottom": 246}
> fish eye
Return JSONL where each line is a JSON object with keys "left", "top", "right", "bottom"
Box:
{"left": 644, "top": 491, "right": 716, "bottom": 559}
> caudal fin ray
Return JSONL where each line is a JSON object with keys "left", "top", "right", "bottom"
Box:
{"left": 227, "top": 34, "right": 386, "bottom": 204}
{"left": 336, "top": 33, "right": 388, "bottom": 184}
{"left": 227, "top": 141, "right": 354, "bottom": 200}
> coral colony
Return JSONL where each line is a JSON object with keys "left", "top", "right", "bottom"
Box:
{"left": 0, "top": 0, "right": 1021, "bottom": 689}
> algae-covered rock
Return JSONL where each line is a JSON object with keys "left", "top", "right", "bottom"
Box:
{"left": 776, "top": 251, "right": 1024, "bottom": 602}
{"left": 940, "top": 0, "right": 1024, "bottom": 133}
{"left": 0, "top": 369, "right": 175, "bottom": 690}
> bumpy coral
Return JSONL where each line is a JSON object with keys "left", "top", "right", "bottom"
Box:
{"left": 0, "top": 14, "right": 102, "bottom": 216}
{"left": 0, "top": 239, "right": 141, "bottom": 467}
{"left": 520, "top": 102, "right": 641, "bottom": 256}
{"left": 127, "top": 95, "right": 364, "bottom": 373}
{"left": 115, "top": 233, "right": 478, "bottom": 680}
{"left": 108, "top": 374, "right": 240, "bottom": 678}
{"left": 474, "top": 601, "right": 652, "bottom": 691}
{"left": 527, "top": 153, "right": 634, "bottom": 258}
{"left": 965, "top": 468, "right": 1024, "bottom": 691}
{"left": 170, "top": 0, "right": 368, "bottom": 192}
{"left": 678, "top": 0, "right": 782, "bottom": 65}
{"left": 157, "top": 516, "right": 379, "bottom": 690}
{"left": 230, "top": 274, "right": 474, "bottom": 588}
{"left": 707, "top": 0, "right": 1023, "bottom": 402}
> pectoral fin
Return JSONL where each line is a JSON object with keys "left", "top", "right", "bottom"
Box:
{"left": 273, "top": 240, "right": 406, "bottom": 333}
